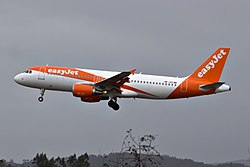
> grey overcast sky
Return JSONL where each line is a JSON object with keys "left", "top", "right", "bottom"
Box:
{"left": 1, "top": 0, "right": 250, "bottom": 163}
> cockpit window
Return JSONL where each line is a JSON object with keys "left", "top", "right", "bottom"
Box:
{"left": 24, "top": 70, "right": 32, "bottom": 74}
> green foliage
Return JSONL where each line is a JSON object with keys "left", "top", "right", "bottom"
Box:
{"left": 33, "top": 153, "right": 57, "bottom": 167}
{"left": 67, "top": 154, "right": 77, "bottom": 166}
{"left": 70, "top": 153, "right": 90, "bottom": 167}
{"left": 33, "top": 153, "right": 90, "bottom": 167}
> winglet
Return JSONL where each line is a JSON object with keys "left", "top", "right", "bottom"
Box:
{"left": 130, "top": 69, "right": 136, "bottom": 75}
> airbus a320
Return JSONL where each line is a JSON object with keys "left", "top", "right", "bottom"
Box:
{"left": 14, "top": 48, "right": 231, "bottom": 110}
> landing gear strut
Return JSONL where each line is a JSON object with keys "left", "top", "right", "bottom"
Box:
{"left": 108, "top": 98, "right": 120, "bottom": 111}
{"left": 38, "top": 89, "right": 45, "bottom": 102}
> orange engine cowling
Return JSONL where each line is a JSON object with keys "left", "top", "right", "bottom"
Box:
{"left": 73, "top": 84, "right": 94, "bottom": 97}
{"left": 72, "top": 84, "right": 103, "bottom": 103}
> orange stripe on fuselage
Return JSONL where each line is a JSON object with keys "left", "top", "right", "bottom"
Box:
{"left": 167, "top": 78, "right": 215, "bottom": 99}
{"left": 28, "top": 66, "right": 106, "bottom": 82}
{"left": 122, "top": 85, "right": 157, "bottom": 97}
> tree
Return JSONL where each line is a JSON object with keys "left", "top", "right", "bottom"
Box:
{"left": 56, "top": 157, "right": 66, "bottom": 167}
{"left": 71, "top": 153, "right": 90, "bottom": 167}
{"left": 104, "top": 129, "right": 163, "bottom": 167}
{"left": 33, "top": 153, "right": 56, "bottom": 167}
{"left": 32, "top": 153, "right": 90, "bottom": 167}
{"left": 68, "top": 154, "right": 77, "bottom": 166}
{"left": 77, "top": 153, "right": 90, "bottom": 167}
{"left": 0, "top": 160, "right": 6, "bottom": 167}
{"left": 122, "top": 129, "right": 162, "bottom": 167}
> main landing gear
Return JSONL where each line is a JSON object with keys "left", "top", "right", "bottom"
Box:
{"left": 108, "top": 98, "right": 120, "bottom": 111}
{"left": 38, "top": 89, "right": 45, "bottom": 102}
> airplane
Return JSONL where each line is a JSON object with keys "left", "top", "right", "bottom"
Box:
{"left": 14, "top": 48, "right": 231, "bottom": 110}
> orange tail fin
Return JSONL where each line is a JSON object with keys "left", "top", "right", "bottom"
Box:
{"left": 189, "top": 48, "right": 230, "bottom": 82}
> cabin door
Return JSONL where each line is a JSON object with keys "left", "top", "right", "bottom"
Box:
{"left": 180, "top": 80, "right": 188, "bottom": 92}
{"left": 38, "top": 67, "right": 46, "bottom": 80}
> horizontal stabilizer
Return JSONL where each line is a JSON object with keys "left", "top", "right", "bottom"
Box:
{"left": 199, "top": 82, "right": 225, "bottom": 91}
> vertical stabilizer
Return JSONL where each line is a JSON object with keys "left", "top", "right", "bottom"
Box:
{"left": 189, "top": 48, "right": 230, "bottom": 82}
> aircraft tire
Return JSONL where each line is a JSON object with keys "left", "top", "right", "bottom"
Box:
{"left": 112, "top": 103, "right": 120, "bottom": 111}
{"left": 38, "top": 97, "right": 44, "bottom": 102}
{"left": 108, "top": 100, "right": 120, "bottom": 110}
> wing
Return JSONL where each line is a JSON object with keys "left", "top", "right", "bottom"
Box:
{"left": 95, "top": 69, "right": 136, "bottom": 93}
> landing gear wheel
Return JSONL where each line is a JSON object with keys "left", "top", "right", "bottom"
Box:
{"left": 113, "top": 103, "right": 120, "bottom": 111}
{"left": 38, "top": 97, "right": 44, "bottom": 102}
{"left": 108, "top": 100, "right": 120, "bottom": 111}
{"left": 38, "top": 89, "right": 45, "bottom": 102}
{"left": 108, "top": 100, "right": 114, "bottom": 107}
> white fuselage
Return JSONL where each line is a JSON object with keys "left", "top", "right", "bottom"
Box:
{"left": 14, "top": 48, "right": 231, "bottom": 110}
{"left": 14, "top": 68, "right": 186, "bottom": 100}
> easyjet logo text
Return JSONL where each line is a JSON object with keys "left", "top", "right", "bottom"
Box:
{"left": 198, "top": 49, "right": 227, "bottom": 78}
{"left": 48, "top": 69, "right": 79, "bottom": 75}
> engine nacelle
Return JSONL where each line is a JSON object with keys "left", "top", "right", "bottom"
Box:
{"left": 73, "top": 84, "right": 95, "bottom": 97}
{"left": 72, "top": 84, "right": 104, "bottom": 103}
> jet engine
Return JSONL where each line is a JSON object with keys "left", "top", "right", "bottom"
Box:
{"left": 72, "top": 84, "right": 104, "bottom": 102}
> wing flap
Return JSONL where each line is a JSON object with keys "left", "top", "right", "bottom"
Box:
{"left": 95, "top": 69, "right": 136, "bottom": 90}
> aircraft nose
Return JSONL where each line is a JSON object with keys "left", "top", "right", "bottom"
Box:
{"left": 14, "top": 74, "right": 24, "bottom": 84}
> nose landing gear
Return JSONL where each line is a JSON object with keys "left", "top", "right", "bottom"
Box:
{"left": 38, "top": 89, "right": 45, "bottom": 102}
{"left": 108, "top": 98, "right": 120, "bottom": 111}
